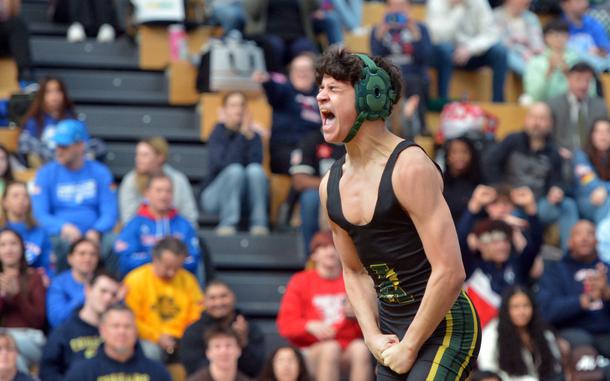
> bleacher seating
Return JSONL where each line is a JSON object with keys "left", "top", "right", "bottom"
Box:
{"left": 0, "top": 59, "right": 19, "bottom": 99}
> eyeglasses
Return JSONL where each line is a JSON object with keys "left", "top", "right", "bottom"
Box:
{"left": 478, "top": 231, "right": 508, "bottom": 244}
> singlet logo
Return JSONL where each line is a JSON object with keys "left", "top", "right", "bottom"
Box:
{"left": 369, "top": 264, "right": 414, "bottom": 305}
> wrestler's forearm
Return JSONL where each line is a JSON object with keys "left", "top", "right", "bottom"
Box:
{"left": 401, "top": 266, "right": 462, "bottom": 350}
{"left": 343, "top": 269, "right": 381, "bottom": 340}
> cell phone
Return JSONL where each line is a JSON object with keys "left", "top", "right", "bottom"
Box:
{"left": 384, "top": 12, "right": 408, "bottom": 28}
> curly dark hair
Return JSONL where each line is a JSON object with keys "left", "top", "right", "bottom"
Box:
{"left": 258, "top": 346, "right": 311, "bottom": 381}
{"left": 498, "top": 285, "right": 558, "bottom": 379}
{"left": 315, "top": 46, "right": 402, "bottom": 108}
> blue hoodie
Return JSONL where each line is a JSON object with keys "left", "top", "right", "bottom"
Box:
{"left": 39, "top": 310, "right": 101, "bottom": 381}
{"left": 6, "top": 221, "right": 53, "bottom": 276}
{"left": 115, "top": 204, "right": 201, "bottom": 277}
{"left": 537, "top": 255, "right": 610, "bottom": 334}
{"left": 46, "top": 271, "right": 85, "bottom": 328}
{"left": 64, "top": 343, "right": 171, "bottom": 381}
{"left": 31, "top": 159, "right": 118, "bottom": 236}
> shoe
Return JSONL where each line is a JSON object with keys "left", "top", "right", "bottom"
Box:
{"left": 67, "top": 22, "right": 86, "bottom": 43}
{"left": 97, "top": 24, "right": 115, "bottom": 43}
{"left": 215, "top": 226, "right": 237, "bottom": 236}
{"left": 250, "top": 226, "right": 269, "bottom": 236}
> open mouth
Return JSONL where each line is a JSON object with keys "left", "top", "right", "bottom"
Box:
{"left": 320, "top": 109, "right": 336, "bottom": 128}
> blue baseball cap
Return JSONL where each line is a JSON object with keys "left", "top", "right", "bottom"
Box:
{"left": 53, "top": 119, "right": 89, "bottom": 146}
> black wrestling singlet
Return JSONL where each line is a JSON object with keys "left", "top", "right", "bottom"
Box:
{"left": 326, "top": 140, "right": 480, "bottom": 381}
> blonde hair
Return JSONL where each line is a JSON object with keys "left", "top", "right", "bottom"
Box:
{"left": 135, "top": 137, "right": 170, "bottom": 195}
{"left": 0, "top": 181, "right": 37, "bottom": 229}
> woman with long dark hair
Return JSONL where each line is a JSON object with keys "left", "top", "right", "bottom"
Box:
{"left": 18, "top": 76, "right": 105, "bottom": 167}
{"left": 258, "top": 346, "right": 310, "bottom": 381}
{"left": 573, "top": 118, "right": 610, "bottom": 223}
{"left": 443, "top": 137, "right": 482, "bottom": 222}
{"left": 478, "top": 285, "right": 563, "bottom": 381}
{"left": 0, "top": 228, "right": 46, "bottom": 373}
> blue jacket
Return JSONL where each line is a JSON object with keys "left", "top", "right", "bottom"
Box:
{"left": 5, "top": 221, "right": 53, "bottom": 276}
{"left": 115, "top": 204, "right": 201, "bottom": 277}
{"left": 31, "top": 160, "right": 118, "bottom": 236}
{"left": 262, "top": 76, "right": 321, "bottom": 146}
{"left": 537, "top": 255, "right": 610, "bottom": 333}
{"left": 64, "top": 343, "right": 171, "bottom": 381}
{"left": 206, "top": 123, "right": 263, "bottom": 184}
{"left": 572, "top": 149, "right": 610, "bottom": 201}
{"left": 39, "top": 311, "right": 100, "bottom": 381}
{"left": 370, "top": 22, "right": 432, "bottom": 78}
{"left": 565, "top": 14, "right": 610, "bottom": 54}
{"left": 46, "top": 271, "right": 85, "bottom": 328}
{"left": 12, "top": 372, "right": 35, "bottom": 381}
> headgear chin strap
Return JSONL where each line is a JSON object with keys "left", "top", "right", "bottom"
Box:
{"left": 343, "top": 54, "right": 397, "bottom": 143}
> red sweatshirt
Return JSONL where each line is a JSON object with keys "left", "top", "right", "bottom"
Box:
{"left": 0, "top": 270, "right": 46, "bottom": 329}
{"left": 276, "top": 270, "right": 362, "bottom": 349}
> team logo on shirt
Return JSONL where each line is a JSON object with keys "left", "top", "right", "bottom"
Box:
{"left": 152, "top": 295, "right": 181, "bottom": 321}
{"left": 98, "top": 374, "right": 150, "bottom": 381}
{"left": 69, "top": 336, "right": 101, "bottom": 358}
{"left": 369, "top": 264, "right": 414, "bottom": 305}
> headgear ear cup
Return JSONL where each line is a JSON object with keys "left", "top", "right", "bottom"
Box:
{"left": 344, "top": 54, "right": 397, "bottom": 143}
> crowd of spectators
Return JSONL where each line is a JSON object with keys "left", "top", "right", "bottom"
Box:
{"left": 3, "top": 0, "right": 610, "bottom": 380}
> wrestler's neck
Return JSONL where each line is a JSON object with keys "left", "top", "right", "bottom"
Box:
{"left": 344, "top": 120, "right": 403, "bottom": 168}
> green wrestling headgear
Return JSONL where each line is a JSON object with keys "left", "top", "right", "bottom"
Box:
{"left": 344, "top": 54, "right": 398, "bottom": 143}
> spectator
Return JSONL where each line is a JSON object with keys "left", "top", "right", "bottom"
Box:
{"left": 19, "top": 79, "right": 105, "bottom": 167}
{"left": 200, "top": 91, "right": 269, "bottom": 236}
{"left": 180, "top": 280, "right": 265, "bottom": 378}
{"left": 124, "top": 237, "right": 204, "bottom": 361}
{"left": 119, "top": 136, "right": 198, "bottom": 227}
{"left": 0, "top": 145, "right": 13, "bottom": 197}
{"left": 115, "top": 173, "right": 202, "bottom": 277}
{"left": 459, "top": 184, "right": 541, "bottom": 258}
{"left": 537, "top": 220, "right": 610, "bottom": 379}
{"left": 458, "top": 189, "right": 543, "bottom": 326}
{"left": 0, "top": 229, "right": 45, "bottom": 373}
{"left": 442, "top": 137, "right": 482, "bottom": 223}
{"left": 561, "top": 0, "right": 610, "bottom": 72}
{"left": 258, "top": 346, "right": 311, "bottom": 381}
{"left": 0, "top": 331, "right": 35, "bottom": 381}
{"left": 46, "top": 238, "right": 99, "bottom": 328}
{"left": 40, "top": 270, "right": 121, "bottom": 381}
{"left": 484, "top": 102, "right": 579, "bottom": 249}
{"left": 289, "top": 130, "right": 345, "bottom": 254}
{"left": 245, "top": 0, "right": 317, "bottom": 73}
{"left": 370, "top": 0, "right": 432, "bottom": 136}
{"left": 64, "top": 304, "right": 171, "bottom": 381}
{"left": 573, "top": 118, "right": 610, "bottom": 222}
{"left": 0, "top": 181, "right": 51, "bottom": 275}
{"left": 206, "top": 0, "right": 247, "bottom": 35}
{"left": 0, "top": 0, "right": 33, "bottom": 82}
{"left": 478, "top": 285, "right": 564, "bottom": 381}
{"left": 524, "top": 19, "right": 587, "bottom": 102}
{"left": 252, "top": 53, "right": 321, "bottom": 175}
{"left": 186, "top": 326, "right": 252, "bottom": 381}
{"left": 493, "top": 0, "right": 544, "bottom": 75}
{"left": 276, "top": 231, "right": 371, "bottom": 381}
{"left": 312, "top": 0, "right": 363, "bottom": 46}
{"left": 427, "top": 0, "right": 508, "bottom": 102}
{"left": 51, "top": 0, "right": 117, "bottom": 43}
{"left": 547, "top": 62, "right": 608, "bottom": 154}
{"left": 31, "top": 119, "right": 118, "bottom": 273}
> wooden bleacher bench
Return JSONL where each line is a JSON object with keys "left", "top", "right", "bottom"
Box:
{"left": 0, "top": 58, "right": 19, "bottom": 99}
{"left": 168, "top": 60, "right": 199, "bottom": 105}
{"left": 0, "top": 126, "right": 20, "bottom": 153}
{"left": 138, "top": 26, "right": 218, "bottom": 70}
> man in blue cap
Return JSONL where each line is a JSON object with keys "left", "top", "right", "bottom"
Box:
{"left": 31, "top": 119, "right": 119, "bottom": 273}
